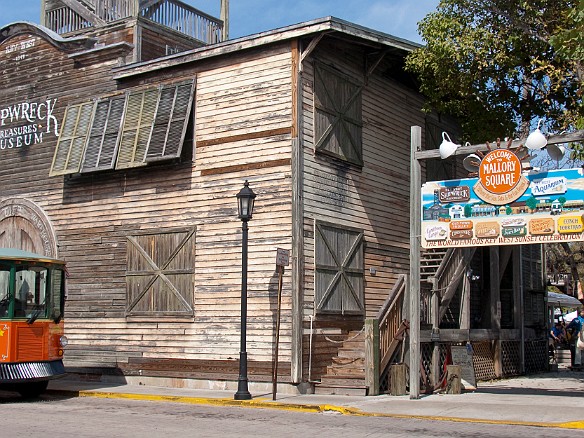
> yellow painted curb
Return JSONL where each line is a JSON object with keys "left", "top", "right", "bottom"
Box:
{"left": 50, "top": 389, "right": 584, "bottom": 430}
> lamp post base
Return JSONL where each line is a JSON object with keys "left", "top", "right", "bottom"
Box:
{"left": 234, "top": 386, "right": 252, "bottom": 400}
{"left": 234, "top": 351, "right": 252, "bottom": 400}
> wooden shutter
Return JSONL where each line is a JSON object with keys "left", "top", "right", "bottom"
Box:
{"left": 126, "top": 228, "right": 195, "bottom": 316}
{"left": 115, "top": 88, "right": 159, "bottom": 170}
{"left": 315, "top": 222, "right": 365, "bottom": 315}
{"left": 49, "top": 101, "right": 95, "bottom": 176}
{"left": 145, "top": 79, "right": 195, "bottom": 162}
{"left": 314, "top": 62, "right": 363, "bottom": 166}
{"left": 522, "top": 244, "right": 543, "bottom": 290}
{"left": 81, "top": 94, "right": 126, "bottom": 172}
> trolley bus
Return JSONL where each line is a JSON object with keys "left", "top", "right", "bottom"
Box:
{"left": 0, "top": 248, "right": 67, "bottom": 397}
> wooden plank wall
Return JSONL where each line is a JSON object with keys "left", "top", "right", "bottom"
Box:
{"left": 299, "top": 40, "right": 428, "bottom": 377}
{"left": 1, "top": 29, "right": 296, "bottom": 368}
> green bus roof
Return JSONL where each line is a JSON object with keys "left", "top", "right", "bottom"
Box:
{"left": 0, "top": 248, "right": 65, "bottom": 265}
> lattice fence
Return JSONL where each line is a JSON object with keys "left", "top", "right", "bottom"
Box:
{"left": 501, "top": 341, "right": 521, "bottom": 377}
{"left": 381, "top": 339, "right": 548, "bottom": 394}
{"left": 470, "top": 341, "right": 496, "bottom": 381}
{"left": 524, "top": 339, "right": 548, "bottom": 373}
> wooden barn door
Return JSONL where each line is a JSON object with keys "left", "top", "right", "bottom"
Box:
{"left": 0, "top": 216, "right": 46, "bottom": 254}
{"left": 315, "top": 221, "right": 365, "bottom": 315}
{"left": 126, "top": 228, "right": 195, "bottom": 317}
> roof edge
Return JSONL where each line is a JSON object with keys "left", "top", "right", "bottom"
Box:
{"left": 0, "top": 21, "right": 95, "bottom": 52}
{"left": 113, "top": 16, "right": 421, "bottom": 80}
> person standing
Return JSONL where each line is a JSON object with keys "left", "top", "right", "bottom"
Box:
{"left": 566, "top": 309, "right": 584, "bottom": 369}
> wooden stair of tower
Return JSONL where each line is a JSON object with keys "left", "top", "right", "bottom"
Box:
{"left": 314, "top": 330, "right": 368, "bottom": 396}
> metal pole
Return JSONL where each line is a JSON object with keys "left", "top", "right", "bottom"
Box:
{"left": 235, "top": 220, "right": 252, "bottom": 400}
{"left": 272, "top": 265, "right": 284, "bottom": 400}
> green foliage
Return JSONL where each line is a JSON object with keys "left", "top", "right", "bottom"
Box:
{"left": 406, "top": 0, "right": 583, "bottom": 145}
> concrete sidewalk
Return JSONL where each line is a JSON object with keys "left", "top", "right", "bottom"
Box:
{"left": 47, "top": 369, "right": 584, "bottom": 430}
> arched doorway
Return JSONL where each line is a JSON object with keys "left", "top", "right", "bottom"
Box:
{"left": 0, "top": 198, "right": 58, "bottom": 258}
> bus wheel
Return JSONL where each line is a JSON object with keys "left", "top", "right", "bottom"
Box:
{"left": 17, "top": 380, "right": 49, "bottom": 398}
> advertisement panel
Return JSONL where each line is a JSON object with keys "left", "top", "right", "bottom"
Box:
{"left": 421, "top": 167, "right": 584, "bottom": 249}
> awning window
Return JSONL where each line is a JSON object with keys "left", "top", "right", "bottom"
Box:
{"left": 49, "top": 79, "right": 196, "bottom": 177}
{"left": 146, "top": 81, "right": 195, "bottom": 162}
{"left": 49, "top": 101, "right": 95, "bottom": 177}
{"left": 82, "top": 95, "right": 126, "bottom": 173}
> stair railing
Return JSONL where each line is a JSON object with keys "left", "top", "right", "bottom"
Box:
{"left": 377, "top": 274, "right": 406, "bottom": 372}
{"left": 44, "top": 0, "right": 224, "bottom": 44}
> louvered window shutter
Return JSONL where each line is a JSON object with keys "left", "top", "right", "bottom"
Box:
{"left": 315, "top": 221, "right": 365, "bottom": 315}
{"left": 49, "top": 101, "right": 95, "bottom": 176}
{"left": 82, "top": 94, "right": 126, "bottom": 172}
{"left": 314, "top": 63, "right": 363, "bottom": 166}
{"left": 126, "top": 228, "right": 196, "bottom": 317}
{"left": 145, "top": 79, "right": 195, "bottom": 162}
{"left": 116, "top": 88, "right": 160, "bottom": 169}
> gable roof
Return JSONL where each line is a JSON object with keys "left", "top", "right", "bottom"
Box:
{"left": 112, "top": 16, "right": 421, "bottom": 79}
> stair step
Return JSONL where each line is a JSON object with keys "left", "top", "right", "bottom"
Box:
{"left": 314, "top": 384, "right": 368, "bottom": 396}
{"left": 325, "top": 366, "right": 365, "bottom": 377}
{"left": 337, "top": 349, "right": 365, "bottom": 359}
{"left": 319, "top": 375, "right": 366, "bottom": 385}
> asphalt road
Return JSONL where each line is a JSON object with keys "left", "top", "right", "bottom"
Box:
{"left": 0, "top": 391, "right": 580, "bottom": 438}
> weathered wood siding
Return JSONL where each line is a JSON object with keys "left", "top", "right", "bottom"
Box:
{"left": 1, "top": 28, "right": 295, "bottom": 368}
{"left": 299, "top": 40, "right": 428, "bottom": 376}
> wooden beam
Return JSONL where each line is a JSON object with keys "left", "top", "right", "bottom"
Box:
{"left": 414, "top": 130, "right": 584, "bottom": 160}
{"left": 200, "top": 158, "right": 291, "bottom": 177}
{"left": 59, "top": 0, "right": 106, "bottom": 25}
{"left": 409, "top": 126, "right": 422, "bottom": 399}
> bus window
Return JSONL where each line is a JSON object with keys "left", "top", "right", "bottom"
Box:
{"left": 0, "top": 266, "right": 9, "bottom": 318}
{"left": 15, "top": 267, "right": 47, "bottom": 319}
{"left": 50, "top": 268, "right": 64, "bottom": 322}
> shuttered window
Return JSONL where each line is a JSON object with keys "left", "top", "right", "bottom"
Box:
{"left": 522, "top": 244, "right": 543, "bottom": 291}
{"left": 81, "top": 95, "right": 126, "bottom": 173}
{"left": 315, "top": 221, "right": 365, "bottom": 315}
{"left": 49, "top": 78, "right": 196, "bottom": 177}
{"left": 49, "top": 101, "right": 95, "bottom": 176}
{"left": 126, "top": 228, "right": 196, "bottom": 317}
{"left": 145, "top": 80, "right": 195, "bottom": 162}
{"left": 115, "top": 88, "right": 159, "bottom": 170}
{"left": 314, "top": 62, "right": 363, "bottom": 166}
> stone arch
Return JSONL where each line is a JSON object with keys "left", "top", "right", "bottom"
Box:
{"left": 0, "top": 198, "right": 58, "bottom": 258}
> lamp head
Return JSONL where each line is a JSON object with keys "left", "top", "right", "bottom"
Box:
{"left": 547, "top": 143, "right": 566, "bottom": 161}
{"left": 237, "top": 180, "right": 256, "bottom": 221}
{"left": 439, "top": 132, "right": 459, "bottom": 159}
{"left": 463, "top": 153, "right": 481, "bottom": 172}
{"left": 525, "top": 119, "right": 547, "bottom": 150}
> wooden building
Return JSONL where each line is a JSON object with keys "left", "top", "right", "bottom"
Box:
{"left": 0, "top": 0, "right": 549, "bottom": 395}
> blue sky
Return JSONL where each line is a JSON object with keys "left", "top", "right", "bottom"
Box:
{"left": 0, "top": 0, "right": 438, "bottom": 43}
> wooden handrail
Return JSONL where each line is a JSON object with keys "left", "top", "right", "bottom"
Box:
{"left": 377, "top": 274, "right": 407, "bottom": 371}
{"left": 44, "top": 0, "right": 224, "bottom": 44}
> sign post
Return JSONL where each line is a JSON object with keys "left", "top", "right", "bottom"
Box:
{"left": 272, "top": 248, "right": 289, "bottom": 400}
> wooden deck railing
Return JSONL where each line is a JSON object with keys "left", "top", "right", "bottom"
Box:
{"left": 377, "top": 274, "right": 407, "bottom": 372}
{"left": 44, "top": 7, "right": 92, "bottom": 34}
{"left": 44, "top": 0, "right": 223, "bottom": 44}
{"left": 140, "top": 0, "right": 223, "bottom": 44}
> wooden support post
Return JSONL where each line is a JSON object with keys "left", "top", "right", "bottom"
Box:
{"left": 490, "top": 246, "right": 502, "bottom": 378}
{"left": 409, "top": 126, "right": 422, "bottom": 399}
{"left": 446, "top": 365, "right": 462, "bottom": 394}
{"left": 390, "top": 364, "right": 408, "bottom": 396}
{"left": 431, "top": 289, "right": 440, "bottom": 389}
{"left": 364, "top": 319, "right": 380, "bottom": 396}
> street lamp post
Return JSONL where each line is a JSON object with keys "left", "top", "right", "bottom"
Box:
{"left": 234, "top": 180, "right": 256, "bottom": 400}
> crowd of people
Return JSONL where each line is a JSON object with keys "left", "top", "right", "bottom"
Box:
{"left": 550, "top": 309, "right": 584, "bottom": 369}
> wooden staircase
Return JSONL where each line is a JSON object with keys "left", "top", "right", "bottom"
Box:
{"left": 420, "top": 248, "right": 448, "bottom": 284}
{"left": 314, "top": 247, "right": 476, "bottom": 396}
{"left": 314, "top": 330, "right": 368, "bottom": 395}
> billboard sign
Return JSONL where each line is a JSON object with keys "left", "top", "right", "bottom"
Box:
{"left": 421, "top": 167, "right": 584, "bottom": 249}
